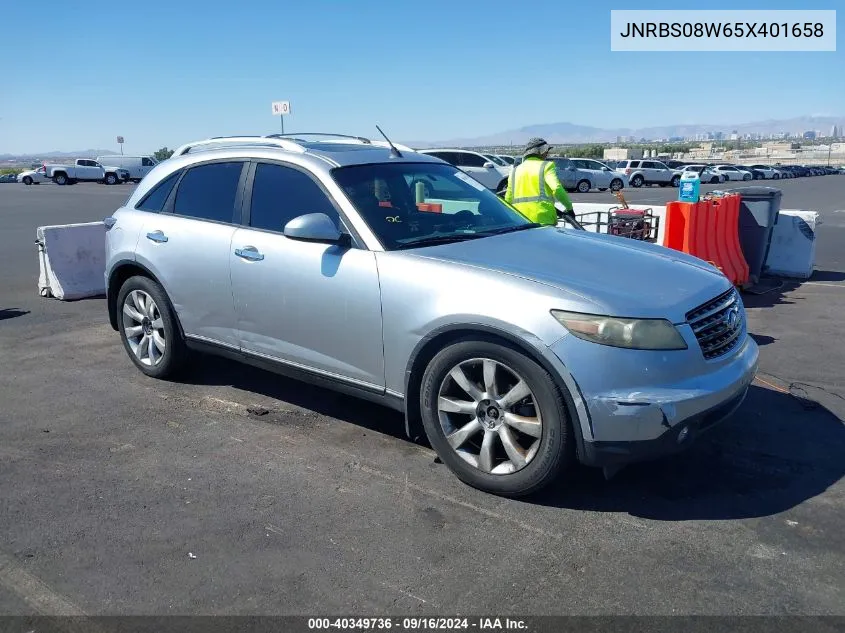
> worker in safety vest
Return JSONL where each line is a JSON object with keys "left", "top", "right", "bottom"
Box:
{"left": 504, "top": 137, "right": 575, "bottom": 226}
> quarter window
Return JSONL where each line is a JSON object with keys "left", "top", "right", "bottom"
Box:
{"left": 136, "top": 171, "right": 180, "bottom": 212}
{"left": 249, "top": 163, "right": 338, "bottom": 233}
{"left": 172, "top": 162, "right": 243, "bottom": 223}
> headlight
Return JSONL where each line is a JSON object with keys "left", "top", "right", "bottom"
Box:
{"left": 551, "top": 310, "right": 687, "bottom": 350}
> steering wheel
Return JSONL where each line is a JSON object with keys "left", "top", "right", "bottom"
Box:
{"left": 451, "top": 210, "right": 476, "bottom": 226}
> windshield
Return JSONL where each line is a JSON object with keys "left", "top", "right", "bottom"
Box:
{"left": 331, "top": 162, "right": 534, "bottom": 250}
{"left": 484, "top": 154, "right": 506, "bottom": 166}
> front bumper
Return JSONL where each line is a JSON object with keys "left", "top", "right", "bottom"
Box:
{"left": 548, "top": 326, "right": 759, "bottom": 468}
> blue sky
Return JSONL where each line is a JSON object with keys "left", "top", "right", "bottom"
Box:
{"left": 1, "top": 0, "right": 841, "bottom": 154}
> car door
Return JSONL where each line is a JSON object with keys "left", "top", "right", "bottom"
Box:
{"left": 649, "top": 161, "right": 670, "bottom": 183}
{"left": 553, "top": 158, "right": 577, "bottom": 189}
{"left": 229, "top": 161, "right": 384, "bottom": 388}
{"left": 586, "top": 160, "right": 612, "bottom": 188}
{"left": 133, "top": 160, "right": 246, "bottom": 349}
{"left": 455, "top": 151, "right": 498, "bottom": 189}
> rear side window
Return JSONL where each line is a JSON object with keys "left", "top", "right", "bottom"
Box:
{"left": 136, "top": 171, "right": 180, "bottom": 212}
{"left": 249, "top": 163, "right": 338, "bottom": 233}
{"left": 629, "top": 161, "right": 640, "bottom": 167}
{"left": 173, "top": 162, "right": 243, "bottom": 223}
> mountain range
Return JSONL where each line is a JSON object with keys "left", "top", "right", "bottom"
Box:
{"left": 3, "top": 116, "right": 843, "bottom": 157}
{"left": 0, "top": 149, "right": 119, "bottom": 161}
{"left": 404, "top": 116, "right": 845, "bottom": 148}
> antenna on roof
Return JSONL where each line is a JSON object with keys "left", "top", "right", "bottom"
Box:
{"left": 375, "top": 125, "right": 403, "bottom": 158}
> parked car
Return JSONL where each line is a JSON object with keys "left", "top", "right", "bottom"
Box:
{"left": 782, "top": 165, "right": 808, "bottom": 177}
{"left": 674, "top": 164, "right": 725, "bottom": 184}
{"left": 0, "top": 173, "right": 18, "bottom": 183}
{"left": 96, "top": 155, "right": 158, "bottom": 183}
{"left": 554, "top": 158, "right": 627, "bottom": 192}
{"left": 17, "top": 166, "right": 48, "bottom": 185}
{"left": 748, "top": 165, "right": 783, "bottom": 180}
{"left": 44, "top": 159, "right": 130, "bottom": 185}
{"left": 418, "top": 149, "right": 510, "bottom": 191}
{"left": 711, "top": 165, "right": 753, "bottom": 181}
{"left": 615, "top": 159, "right": 677, "bottom": 188}
{"left": 103, "top": 133, "right": 758, "bottom": 497}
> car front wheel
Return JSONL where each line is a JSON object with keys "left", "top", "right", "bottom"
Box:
{"left": 420, "top": 338, "right": 571, "bottom": 497}
{"left": 117, "top": 276, "right": 187, "bottom": 379}
{"left": 630, "top": 174, "right": 644, "bottom": 188}
{"left": 609, "top": 178, "right": 623, "bottom": 192}
{"left": 577, "top": 180, "right": 591, "bottom": 193}
{"left": 23, "top": 176, "right": 33, "bottom": 185}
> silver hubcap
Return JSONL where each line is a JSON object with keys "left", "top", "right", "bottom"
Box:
{"left": 437, "top": 358, "right": 542, "bottom": 475}
{"left": 122, "top": 290, "right": 166, "bottom": 366}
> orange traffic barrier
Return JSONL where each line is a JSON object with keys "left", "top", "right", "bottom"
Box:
{"left": 664, "top": 194, "right": 749, "bottom": 286}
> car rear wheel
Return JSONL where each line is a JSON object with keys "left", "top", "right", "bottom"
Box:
{"left": 773, "top": 173, "right": 780, "bottom": 179}
{"left": 743, "top": 173, "right": 752, "bottom": 181}
{"left": 609, "top": 178, "right": 623, "bottom": 192}
{"left": 105, "top": 173, "right": 118, "bottom": 185}
{"left": 420, "top": 338, "right": 571, "bottom": 497}
{"left": 117, "top": 276, "right": 187, "bottom": 379}
{"left": 576, "top": 180, "right": 590, "bottom": 193}
{"left": 23, "top": 176, "right": 33, "bottom": 185}
{"left": 630, "top": 174, "right": 644, "bottom": 188}
{"left": 670, "top": 175, "right": 681, "bottom": 187}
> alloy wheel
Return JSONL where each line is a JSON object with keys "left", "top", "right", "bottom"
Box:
{"left": 437, "top": 358, "right": 542, "bottom": 475}
{"left": 122, "top": 289, "right": 166, "bottom": 366}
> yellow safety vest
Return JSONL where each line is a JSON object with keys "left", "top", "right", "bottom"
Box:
{"left": 504, "top": 158, "right": 560, "bottom": 226}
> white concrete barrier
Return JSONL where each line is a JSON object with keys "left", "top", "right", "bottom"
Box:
{"left": 764, "top": 209, "right": 821, "bottom": 279}
{"left": 36, "top": 221, "right": 106, "bottom": 300}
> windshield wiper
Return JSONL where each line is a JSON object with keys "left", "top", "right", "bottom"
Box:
{"left": 394, "top": 233, "right": 486, "bottom": 250}
{"left": 474, "top": 223, "right": 541, "bottom": 237}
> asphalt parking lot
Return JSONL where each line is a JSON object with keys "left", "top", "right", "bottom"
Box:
{"left": 1, "top": 178, "right": 844, "bottom": 617}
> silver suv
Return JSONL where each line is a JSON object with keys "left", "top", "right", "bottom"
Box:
{"left": 104, "top": 133, "right": 758, "bottom": 497}
{"left": 615, "top": 159, "right": 680, "bottom": 188}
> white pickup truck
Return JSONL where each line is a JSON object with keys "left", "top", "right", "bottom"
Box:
{"left": 44, "top": 159, "right": 130, "bottom": 185}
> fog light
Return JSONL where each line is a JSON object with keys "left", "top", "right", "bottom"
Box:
{"left": 677, "top": 427, "right": 690, "bottom": 444}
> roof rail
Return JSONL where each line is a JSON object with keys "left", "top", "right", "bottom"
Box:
{"left": 265, "top": 133, "right": 415, "bottom": 153}
{"left": 172, "top": 136, "right": 306, "bottom": 157}
{"left": 266, "top": 133, "right": 372, "bottom": 144}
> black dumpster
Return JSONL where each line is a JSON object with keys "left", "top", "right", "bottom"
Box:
{"left": 725, "top": 186, "right": 783, "bottom": 283}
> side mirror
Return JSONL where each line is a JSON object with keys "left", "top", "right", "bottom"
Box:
{"left": 284, "top": 213, "right": 350, "bottom": 245}
{"left": 483, "top": 162, "right": 496, "bottom": 168}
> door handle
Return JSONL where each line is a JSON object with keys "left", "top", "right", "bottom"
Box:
{"left": 234, "top": 246, "right": 264, "bottom": 261}
{"left": 146, "top": 230, "right": 168, "bottom": 243}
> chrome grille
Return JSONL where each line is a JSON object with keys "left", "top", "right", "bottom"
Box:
{"left": 686, "top": 288, "right": 744, "bottom": 360}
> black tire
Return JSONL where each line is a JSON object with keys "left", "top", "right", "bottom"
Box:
{"left": 609, "top": 178, "right": 623, "bottom": 192}
{"left": 710, "top": 176, "right": 719, "bottom": 184}
{"left": 116, "top": 275, "right": 188, "bottom": 380}
{"left": 670, "top": 175, "right": 681, "bottom": 187}
{"left": 576, "top": 179, "right": 591, "bottom": 193}
{"left": 23, "top": 176, "right": 33, "bottom": 185}
{"left": 497, "top": 178, "right": 508, "bottom": 193}
{"left": 53, "top": 173, "right": 68, "bottom": 185}
{"left": 630, "top": 174, "right": 644, "bottom": 188}
{"left": 105, "top": 173, "right": 118, "bottom": 185}
{"left": 773, "top": 173, "right": 780, "bottom": 180}
{"left": 419, "top": 338, "right": 572, "bottom": 497}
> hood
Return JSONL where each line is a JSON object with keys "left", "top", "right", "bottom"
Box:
{"left": 410, "top": 227, "right": 731, "bottom": 323}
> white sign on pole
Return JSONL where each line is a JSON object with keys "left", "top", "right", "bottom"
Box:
{"left": 271, "top": 101, "right": 291, "bottom": 116}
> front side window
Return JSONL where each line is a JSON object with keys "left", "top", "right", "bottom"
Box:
{"left": 172, "top": 162, "right": 243, "bottom": 223}
{"left": 142, "top": 157, "right": 155, "bottom": 167}
{"left": 457, "top": 153, "right": 487, "bottom": 168}
{"left": 249, "top": 163, "right": 338, "bottom": 232}
{"left": 332, "top": 162, "right": 534, "bottom": 251}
